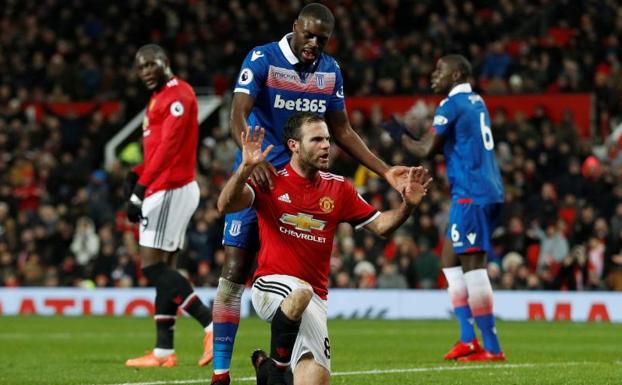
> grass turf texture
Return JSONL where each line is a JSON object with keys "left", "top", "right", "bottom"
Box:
{"left": 0, "top": 316, "right": 620, "bottom": 385}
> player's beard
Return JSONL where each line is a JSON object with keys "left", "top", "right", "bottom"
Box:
{"left": 298, "top": 145, "right": 330, "bottom": 175}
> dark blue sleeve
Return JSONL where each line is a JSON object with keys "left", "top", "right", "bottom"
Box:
{"left": 326, "top": 60, "right": 346, "bottom": 112}
{"left": 233, "top": 47, "right": 269, "bottom": 98}
{"left": 431, "top": 97, "right": 457, "bottom": 137}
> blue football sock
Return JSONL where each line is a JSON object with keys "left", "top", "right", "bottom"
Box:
{"left": 475, "top": 314, "right": 501, "bottom": 353}
{"left": 212, "top": 278, "right": 244, "bottom": 374}
{"left": 455, "top": 305, "right": 476, "bottom": 342}
{"left": 213, "top": 321, "right": 239, "bottom": 372}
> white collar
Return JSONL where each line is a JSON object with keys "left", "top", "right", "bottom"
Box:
{"left": 448, "top": 83, "right": 472, "bottom": 96}
{"left": 278, "top": 33, "right": 299, "bottom": 65}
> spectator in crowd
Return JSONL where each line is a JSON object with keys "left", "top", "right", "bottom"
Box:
{"left": 377, "top": 260, "right": 408, "bottom": 289}
{"left": 70, "top": 216, "right": 100, "bottom": 269}
{"left": 533, "top": 220, "right": 569, "bottom": 274}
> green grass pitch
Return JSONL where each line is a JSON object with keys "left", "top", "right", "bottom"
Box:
{"left": 0, "top": 316, "right": 620, "bottom": 384}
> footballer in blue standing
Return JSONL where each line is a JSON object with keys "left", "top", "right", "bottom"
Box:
{"left": 210, "top": 4, "right": 409, "bottom": 384}
{"left": 393, "top": 54, "right": 506, "bottom": 362}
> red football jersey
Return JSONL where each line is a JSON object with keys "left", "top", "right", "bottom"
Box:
{"left": 250, "top": 163, "right": 379, "bottom": 299}
{"left": 135, "top": 77, "right": 198, "bottom": 197}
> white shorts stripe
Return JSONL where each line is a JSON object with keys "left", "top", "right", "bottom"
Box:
{"left": 154, "top": 191, "right": 172, "bottom": 248}
{"left": 255, "top": 277, "right": 292, "bottom": 298}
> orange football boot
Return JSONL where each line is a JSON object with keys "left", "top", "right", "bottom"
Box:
{"left": 198, "top": 330, "right": 214, "bottom": 367}
{"left": 125, "top": 351, "right": 177, "bottom": 368}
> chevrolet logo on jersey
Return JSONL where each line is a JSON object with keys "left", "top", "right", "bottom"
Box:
{"left": 279, "top": 213, "right": 326, "bottom": 232}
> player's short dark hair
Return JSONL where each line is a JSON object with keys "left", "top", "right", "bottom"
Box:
{"left": 283, "top": 112, "right": 326, "bottom": 154}
{"left": 136, "top": 44, "right": 168, "bottom": 60}
{"left": 298, "top": 3, "right": 335, "bottom": 28}
{"left": 442, "top": 54, "right": 472, "bottom": 79}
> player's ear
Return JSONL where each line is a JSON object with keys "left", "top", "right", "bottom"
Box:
{"left": 292, "top": 20, "right": 298, "bottom": 33}
{"left": 452, "top": 70, "right": 461, "bottom": 83}
{"left": 287, "top": 138, "right": 298, "bottom": 153}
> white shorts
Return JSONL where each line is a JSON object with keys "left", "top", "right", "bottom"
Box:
{"left": 139, "top": 181, "right": 199, "bottom": 252}
{"left": 251, "top": 274, "right": 331, "bottom": 372}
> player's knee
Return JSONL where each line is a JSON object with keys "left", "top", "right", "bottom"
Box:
{"left": 141, "top": 262, "right": 166, "bottom": 285}
{"left": 221, "top": 246, "right": 254, "bottom": 283}
{"left": 140, "top": 247, "right": 170, "bottom": 267}
{"left": 282, "top": 288, "right": 313, "bottom": 320}
{"left": 215, "top": 277, "right": 244, "bottom": 304}
{"left": 459, "top": 252, "right": 487, "bottom": 272}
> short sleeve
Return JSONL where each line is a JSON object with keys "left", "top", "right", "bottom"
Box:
{"left": 432, "top": 98, "right": 457, "bottom": 137}
{"left": 339, "top": 180, "right": 379, "bottom": 229}
{"left": 233, "top": 47, "right": 269, "bottom": 98}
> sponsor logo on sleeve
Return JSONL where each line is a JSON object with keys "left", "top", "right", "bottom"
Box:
{"left": 433, "top": 115, "right": 448, "bottom": 125}
{"left": 335, "top": 86, "right": 344, "bottom": 98}
{"left": 238, "top": 68, "right": 254, "bottom": 86}
{"left": 170, "top": 101, "right": 184, "bottom": 117}
{"left": 251, "top": 50, "right": 264, "bottom": 62}
{"left": 228, "top": 220, "right": 242, "bottom": 237}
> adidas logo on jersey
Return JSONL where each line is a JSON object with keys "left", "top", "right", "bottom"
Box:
{"left": 278, "top": 193, "right": 291, "bottom": 203}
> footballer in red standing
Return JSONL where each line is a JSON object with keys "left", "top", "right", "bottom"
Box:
{"left": 212, "top": 4, "right": 410, "bottom": 384}
{"left": 217, "top": 112, "right": 432, "bottom": 385}
{"left": 124, "top": 44, "right": 213, "bottom": 368}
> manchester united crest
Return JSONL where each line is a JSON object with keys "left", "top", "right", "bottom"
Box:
{"left": 319, "top": 196, "right": 334, "bottom": 213}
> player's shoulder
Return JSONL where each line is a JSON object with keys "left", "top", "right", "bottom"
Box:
{"left": 245, "top": 41, "right": 279, "bottom": 63}
{"left": 465, "top": 92, "right": 485, "bottom": 105}
{"left": 318, "top": 53, "right": 341, "bottom": 71}
{"left": 438, "top": 97, "right": 451, "bottom": 108}
{"left": 276, "top": 167, "right": 290, "bottom": 177}
{"left": 163, "top": 77, "right": 195, "bottom": 99}
{"left": 318, "top": 171, "right": 345, "bottom": 183}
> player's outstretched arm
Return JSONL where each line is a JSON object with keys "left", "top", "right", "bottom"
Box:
{"left": 363, "top": 166, "right": 432, "bottom": 237}
{"left": 326, "top": 109, "right": 410, "bottom": 192}
{"left": 217, "top": 126, "right": 273, "bottom": 214}
{"left": 402, "top": 127, "right": 437, "bottom": 158}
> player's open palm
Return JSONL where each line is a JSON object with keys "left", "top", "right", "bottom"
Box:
{"left": 241, "top": 126, "right": 273, "bottom": 167}
{"left": 385, "top": 165, "right": 411, "bottom": 192}
{"left": 403, "top": 166, "right": 432, "bottom": 206}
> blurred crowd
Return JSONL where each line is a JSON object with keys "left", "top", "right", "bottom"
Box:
{"left": 1, "top": 0, "right": 622, "bottom": 291}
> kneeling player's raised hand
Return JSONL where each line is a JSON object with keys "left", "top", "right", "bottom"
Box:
{"left": 241, "top": 126, "right": 274, "bottom": 168}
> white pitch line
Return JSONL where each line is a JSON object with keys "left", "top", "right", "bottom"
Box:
{"left": 96, "top": 361, "right": 596, "bottom": 385}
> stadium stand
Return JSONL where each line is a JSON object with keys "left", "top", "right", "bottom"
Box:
{"left": 1, "top": 0, "right": 622, "bottom": 291}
